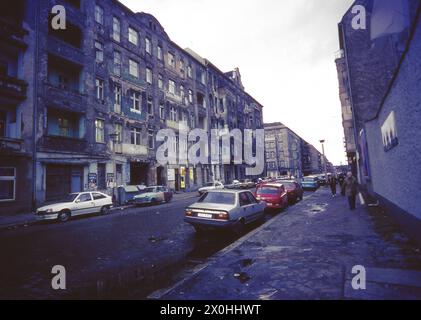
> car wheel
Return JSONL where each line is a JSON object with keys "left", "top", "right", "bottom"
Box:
{"left": 151, "top": 198, "right": 158, "bottom": 205}
{"left": 58, "top": 211, "right": 71, "bottom": 222}
{"left": 101, "top": 206, "right": 110, "bottom": 215}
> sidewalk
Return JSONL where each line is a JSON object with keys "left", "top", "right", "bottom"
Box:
{"left": 154, "top": 188, "right": 421, "bottom": 300}
{"left": 0, "top": 191, "right": 198, "bottom": 231}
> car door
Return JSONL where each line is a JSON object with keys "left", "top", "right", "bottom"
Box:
{"left": 74, "top": 193, "right": 95, "bottom": 216}
{"left": 238, "top": 192, "right": 253, "bottom": 223}
{"left": 92, "top": 192, "right": 109, "bottom": 212}
{"left": 246, "top": 192, "right": 264, "bottom": 221}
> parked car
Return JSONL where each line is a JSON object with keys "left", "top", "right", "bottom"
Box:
{"left": 185, "top": 190, "right": 266, "bottom": 232}
{"left": 302, "top": 177, "right": 319, "bottom": 191}
{"left": 225, "top": 180, "right": 242, "bottom": 189}
{"left": 317, "top": 175, "right": 327, "bottom": 186}
{"left": 239, "top": 179, "right": 255, "bottom": 189}
{"left": 35, "top": 192, "right": 113, "bottom": 222}
{"left": 254, "top": 183, "right": 288, "bottom": 211}
{"left": 198, "top": 181, "right": 224, "bottom": 195}
{"left": 280, "top": 180, "right": 304, "bottom": 203}
{"left": 133, "top": 186, "right": 173, "bottom": 206}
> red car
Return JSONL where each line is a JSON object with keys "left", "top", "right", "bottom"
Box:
{"left": 254, "top": 183, "right": 288, "bottom": 211}
{"left": 280, "top": 180, "right": 304, "bottom": 204}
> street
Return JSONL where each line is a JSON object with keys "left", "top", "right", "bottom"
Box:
{"left": 0, "top": 191, "right": 298, "bottom": 299}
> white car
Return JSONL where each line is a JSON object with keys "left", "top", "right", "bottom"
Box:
{"left": 35, "top": 192, "right": 113, "bottom": 222}
{"left": 198, "top": 181, "right": 224, "bottom": 196}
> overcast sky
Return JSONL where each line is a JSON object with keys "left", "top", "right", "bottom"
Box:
{"left": 121, "top": 0, "right": 355, "bottom": 165}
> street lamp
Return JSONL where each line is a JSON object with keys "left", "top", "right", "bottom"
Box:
{"left": 319, "top": 139, "right": 328, "bottom": 180}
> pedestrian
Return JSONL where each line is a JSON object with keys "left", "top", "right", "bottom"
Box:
{"left": 338, "top": 174, "right": 345, "bottom": 196}
{"left": 343, "top": 172, "right": 359, "bottom": 210}
{"left": 328, "top": 175, "right": 337, "bottom": 197}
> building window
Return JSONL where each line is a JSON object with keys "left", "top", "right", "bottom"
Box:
{"left": 188, "top": 90, "right": 193, "bottom": 103}
{"left": 148, "top": 129, "right": 154, "bottom": 149}
{"left": 113, "top": 51, "right": 121, "bottom": 76}
{"left": 58, "top": 117, "right": 70, "bottom": 137}
{"left": 0, "top": 167, "right": 16, "bottom": 201}
{"left": 95, "top": 41, "right": 103, "bottom": 62}
{"left": 128, "top": 27, "right": 138, "bottom": 45}
{"left": 115, "top": 123, "right": 122, "bottom": 143}
{"left": 112, "top": 17, "right": 120, "bottom": 42}
{"left": 145, "top": 37, "right": 151, "bottom": 54}
{"left": 170, "top": 106, "right": 177, "bottom": 122}
{"left": 96, "top": 78, "right": 104, "bottom": 100}
{"left": 168, "top": 52, "right": 175, "bottom": 68}
{"left": 187, "top": 65, "right": 192, "bottom": 78}
{"left": 129, "top": 59, "right": 139, "bottom": 78}
{"left": 159, "top": 103, "right": 165, "bottom": 120}
{"left": 157, "top": 46, "right": 162, "bottom": 60}
{"left": 158, "top": 74, "right": 163, "bottom": 89}
{"left": 180, "top": 85, "right": 184, "bottom": 100}
{"left": 146, "top": 67, "right": 153, "bottom": 84}
{"left": 169, "top": 80, "right": 176, "bottom": 94}
{"left": 131, "top": 127, "right": 141, "bottom": 145}
{"left": 130, "top": 91, "right": 141, "bottom": 112}
{"left": 95, "top": 119, "right": 105, "bottom": 143}
{"left": 180, "top": 60, "right": 185, "bottom": 75}
{"left": 147, "top": 96, "right": 153, "bottom": 115}
{"left": 114, "top": 85, "right": 121, "bottom": 113}
{"left": 95, "top": 5, "right": 104, "bottom": 25}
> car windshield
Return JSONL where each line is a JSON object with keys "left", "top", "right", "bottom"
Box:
{"left": 63, "top": 194, "right": 78, "bottom": 202}
{"left": 144, "top": 188, "right": 156, "bottom": 193}
{"left": 198, "top": 192, "right": 235, "bottom": 205}
{"left": 257, "top": 187, "right": 279, "bottom": 195}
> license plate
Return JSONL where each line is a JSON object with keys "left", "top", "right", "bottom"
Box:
{"left": 197, "top": 213, "right": 213, "bottom": 219}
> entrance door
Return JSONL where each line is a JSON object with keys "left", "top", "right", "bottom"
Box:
{"left": 157, "top": 166, "right": 164, "bottom": 186}
{"left": 130, "top": 162, "right": 149, "bottom": 185}
{"left": 97, "top": 163, "right": 106, "bottom": 190}
{"left": 46, "top": 165, "right": 70, "bottom": 201}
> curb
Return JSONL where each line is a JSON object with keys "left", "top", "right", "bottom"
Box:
{"left": 147, "top": 189, "right": 320, "bottom": 300}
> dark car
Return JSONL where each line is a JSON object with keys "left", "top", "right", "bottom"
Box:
{"left": 280, "top": 180, "right": 304, "bottom": 204}
{"left": 254, "top": 183, "right": 288, "bottom": 211}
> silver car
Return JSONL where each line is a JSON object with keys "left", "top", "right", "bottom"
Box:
{"left": 184, "top": 190, "right": 267, "bottom": 232}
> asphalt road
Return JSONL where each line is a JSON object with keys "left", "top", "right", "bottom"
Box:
{"left": 0, "top": 191, "right": 312, "bottom": 299}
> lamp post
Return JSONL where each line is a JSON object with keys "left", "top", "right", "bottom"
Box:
{"left": 319, "top": 139, "right": 328, "bottom": 180}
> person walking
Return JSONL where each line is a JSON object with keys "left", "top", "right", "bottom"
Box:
{"left": 343, "top": 172, "right": 359, "bottom": 210}
{"left": 328, "top": 175, "right": 337, "bottom": 197}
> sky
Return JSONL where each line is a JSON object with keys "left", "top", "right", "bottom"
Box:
{"left": 121, "top": 0, "right": 355, "bottom": 165}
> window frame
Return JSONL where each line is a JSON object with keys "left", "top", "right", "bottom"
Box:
{"left": 95, "top": 119, "right": 105, "bottom": 143}
{"left": 128, "top": 27, "right": 138, "bottom": 46}
{"left": 0, "top": 167, "right": 16, "bottom": 202}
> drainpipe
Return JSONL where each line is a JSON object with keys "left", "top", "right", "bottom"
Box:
{"left": 32, "top": 1, "right": 40, "bottom": 211}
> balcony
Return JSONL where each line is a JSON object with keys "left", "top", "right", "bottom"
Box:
{"left": 39, "top": 135, "right": 88, "bottom": 153}
{"left": 44, "top": 84, "right": 87, "bottom": 113}
{"left": 165, "top": 91, "right": 183, "bottom": 104}
{"left": 0, "top": 137, "right": 23, "bottom": 153}
{"left": 121, "top": 143, "right": 148, "bottom": 156}
{"left": 0, "top": 75, "right": 27, "bottom": 100}
{"left": 47, "top": 37, "right": 84, "bottom": 66}
{"left": 0, "top": 19, "right": 28, "bottom": 48}
{"left": 166, "top": 120, "right": 189, "bottom": 132}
